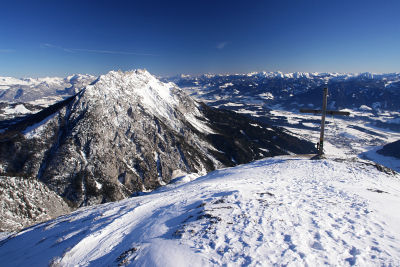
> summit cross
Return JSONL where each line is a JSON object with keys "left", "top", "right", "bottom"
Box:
{"left": 300, "top": 87, "right": 350, "bottom": 156}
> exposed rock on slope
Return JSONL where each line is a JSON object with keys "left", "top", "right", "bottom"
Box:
{"left": 0, "top": 70, "right": 316, "bottom": 208}
{"left": 0, "top": 176, "right": 71, "bottom": 232}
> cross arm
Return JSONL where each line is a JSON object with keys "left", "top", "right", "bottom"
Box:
{"left": 299, "top": 109, "right": 350, "bottom": 116}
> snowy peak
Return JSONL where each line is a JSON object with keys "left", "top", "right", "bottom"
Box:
{"left": 81, "top": 69, "right": 205, "bottom": 133}
{"left": 85, "top": 69, "right": 178, "bottom": 116}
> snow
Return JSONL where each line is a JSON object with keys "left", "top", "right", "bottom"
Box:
{"left": 0, "top": 232, "right": 13, "bottom": 242}
{"left": 359, "top": 105, "right": 372, "bottom": 111}
{"left": 27, "top": 96, "right": 65, "bottom": 107}
{"left": 361, "top": 146, "right": 400, "bottom": 172}
{"left": 83, "top": 70, "right": 212, "bottom": 134}
{"left": 23, "top": 113, "right": 56, "bottom": 139}
{"left": 3, "top": 104, "right": 32, "bottom": 115}
{"left": 86, "top": 70, "right": 178, "bottom": 123}
{"left": 302, "top": 122, "right": 319, "bottom": 128}
{"left": 94, "top": 180, "right": 103, "bottom": 190}
{"left": 219, "top": 82, "right": 233, "bottom": 89}
{"left": 266, "top": 108, "right": 400, "bottom": 164}
{"left": 0, "top": 77, "right": 37, "bottom": 86}
{"left": 184, "top": 113, "right": 215, "bottom": 134}
{"left": 258, "top": 92, "right": 274, "bottom": 100}
{"left": 178, "top": 71, "right": 394, "bottom": 82}
{"left": 383, "top": 117, "right": 400, "bottom": 124}
{"left": 339, "top": 132, "right": 360, "bottom": 140}
{"left": 1, "top": 157, "right": 399, "bottom": 266}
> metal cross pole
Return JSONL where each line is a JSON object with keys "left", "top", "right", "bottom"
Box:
{"left": 319, "top": 87, "right": 328, "bottom": 155}
{"left": 299, "top": 87, "right": 350, "bottom": 156}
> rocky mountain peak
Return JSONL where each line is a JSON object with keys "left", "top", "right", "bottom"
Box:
{"left": 0, "top": 69, "right": 317, "bottom": 209}
{"left": 79, "top": 69, "right": 210, "bottom": 134}
{"left": 84, "top": 69, "right": 178, "bottom": 120}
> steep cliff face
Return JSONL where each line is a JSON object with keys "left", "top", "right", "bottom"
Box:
{"left": 0, "top": 70, "right": 316, "bottom": 208}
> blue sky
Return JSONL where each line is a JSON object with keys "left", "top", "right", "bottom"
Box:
{"left": 1, "top": 0, "right": 399, "bottom": 77}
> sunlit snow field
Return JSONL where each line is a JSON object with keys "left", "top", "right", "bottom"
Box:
{"left": 0, "top": 158, "right": 399, "bottom": 266}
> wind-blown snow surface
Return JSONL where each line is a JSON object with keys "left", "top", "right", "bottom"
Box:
{"left": 1, "top": 157, "right": 399, "bottom": 266}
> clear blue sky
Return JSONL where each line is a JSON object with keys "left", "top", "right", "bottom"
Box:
{"left": 1, "top": 0, "right": 399, "bottom": 77}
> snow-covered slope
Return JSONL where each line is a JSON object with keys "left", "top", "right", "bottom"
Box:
{"left": 0, "top": 157, "right": 399, "bottom": 266}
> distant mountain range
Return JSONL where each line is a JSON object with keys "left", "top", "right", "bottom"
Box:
{"left": 163, "top": 71, "right": 400, "bottom": 112}
{"left": 2, "top": 71, "right": 399, "bottom": 121}
{"left": 0, "top": 74, "right": 95, "bottom": 103}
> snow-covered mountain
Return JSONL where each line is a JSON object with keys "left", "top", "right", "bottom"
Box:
{"left": 0, "top": 74, "right": 96, "bottom": 120}
{"left": 0, "top": 74, "right": 95, "bottom": 103}
{"left": 1, "top": 157, "right": 399, "bottom": 266}
{"left": 0, "top": 70, "right": 316, "bottom": 212}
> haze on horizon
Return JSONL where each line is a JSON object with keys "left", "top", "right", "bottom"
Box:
{"left": 1, "top": 0, "right": 399, "bottom": 78}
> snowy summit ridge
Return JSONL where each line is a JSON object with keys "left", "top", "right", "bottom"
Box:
{"left": 1, "top": 157, "right": 399, "bottom": 266}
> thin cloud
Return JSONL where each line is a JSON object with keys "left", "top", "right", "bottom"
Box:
{"left": 40, "top": 43, "right": 74, "bottom": 53}
{"left": 71, "top": 48, "right": 156, "bottom": 56}
{"left": 217, "top": 41, "right": 229, "bottom": 50}
{"left": 0, "top": 49, "right": 16, "bottom": 53}
{"left": 41, "top": 43, "right": 157, "bottom": 56}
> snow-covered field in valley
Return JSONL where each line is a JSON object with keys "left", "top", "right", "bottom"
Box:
{"left": 252, "top": 107, "right": 400, "bottom": 172}
{"left": 1, "top": 157, "right": 399, "bottom": 266}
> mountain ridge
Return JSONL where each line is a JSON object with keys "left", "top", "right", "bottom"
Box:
{"left": 0, "top": 69, "right": 316, "bottom": 213}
